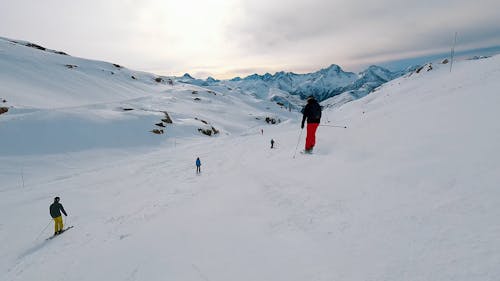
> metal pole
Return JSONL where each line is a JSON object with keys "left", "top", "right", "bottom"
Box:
{"left": 292, "top": 129, "right": 303, "bottom": 159}
{"left": 21, "top": 168, "right": 25, "bottom": 189}
{"left": 34, "top": 220, "right": 52, "bottom": 241}
{"left": 450, "top": 32, "right": 457, "bottom": 73}
{"left": 319, "top": 124, "right": 347, "bottom": 129}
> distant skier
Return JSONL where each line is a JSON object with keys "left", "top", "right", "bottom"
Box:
{"left": 49, "top": 197, "right": 68, "bottom": 236}
{"left": 270, "top": 138, "right": 275, "bottom": 149}
{"left": 196, "top": 157, "right": 201, "bottom": 174}
{"left": 301, "top": 95, "right": 322, "bottom": 153}
{"left": 261, "top": 129, "right": 264, "bottom": 135}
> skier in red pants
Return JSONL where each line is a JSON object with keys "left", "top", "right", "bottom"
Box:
{"left": 301, "top": 96, "right": 322, "bottom": 153}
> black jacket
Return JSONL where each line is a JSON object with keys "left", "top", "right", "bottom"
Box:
{"left": 50, "top": 202, "right": 67, "bottom": 218}
{"left": 301, "top": 98, "right": 322, "bottom": 127}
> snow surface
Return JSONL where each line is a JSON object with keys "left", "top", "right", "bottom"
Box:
{"left": 1, "top": 38, "right": 500, "bottom": 281}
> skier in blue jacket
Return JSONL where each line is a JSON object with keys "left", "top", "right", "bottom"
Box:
{"left": 196, "top": 157, "right": 201, "bottom": 173}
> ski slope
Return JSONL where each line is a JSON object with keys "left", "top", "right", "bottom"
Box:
{"left": 1, "top": 38, "right": 500, "bottom": 281}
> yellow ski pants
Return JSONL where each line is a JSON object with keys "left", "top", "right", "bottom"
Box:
{"left": 53, "top": 216, "right": 64, "bottom": 233}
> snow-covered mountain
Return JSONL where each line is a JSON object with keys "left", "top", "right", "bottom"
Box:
{"left": 0, "top": 37, "right": 295, "bottom": 155}
{"left": 177, "top": 63, "right": 405, "bottom": 109}
{"left": 1, "top": 37, "right": 500, "bottom": 281}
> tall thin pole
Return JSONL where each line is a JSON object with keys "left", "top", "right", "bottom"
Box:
{"left": 292, "top": 129, "right": 303, "bottom": 159}
{"left": 450, "top": 32, "right": 458, "bottom": 73}
{"left": 21, "top": 168, "right": 25, "bottom": 189}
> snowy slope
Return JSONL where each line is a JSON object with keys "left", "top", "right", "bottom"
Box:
{"left": 1, "top": 37, "right": 500, "bottom": 281}
{"left": 0, "top": 37, "right": 161, "bottom": 108}
{"left": 0, "top": 37, "right": 294, "bottom": 155}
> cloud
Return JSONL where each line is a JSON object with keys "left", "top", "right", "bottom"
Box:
{"left": 0, "top": 0, "right": 499, "bottom": 78}
{"left": 223, "top": 0, "right": 500, "bottom": 72}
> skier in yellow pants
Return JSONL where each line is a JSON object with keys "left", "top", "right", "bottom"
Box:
{"left": 50, "top": 197, "right": 68, "bottom": 235}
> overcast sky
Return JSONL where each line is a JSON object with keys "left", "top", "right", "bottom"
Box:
{"left": 1, "top": 0, "right": 499, "bottom": 78}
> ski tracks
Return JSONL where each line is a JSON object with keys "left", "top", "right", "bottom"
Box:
{"left": 240, "top": 143, "right": 353, "bottom": 237}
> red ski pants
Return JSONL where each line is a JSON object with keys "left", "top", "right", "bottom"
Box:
{"left": 305, "top": 123, "right": 319, "bottom": 150}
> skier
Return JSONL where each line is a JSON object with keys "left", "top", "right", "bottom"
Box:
{"left": 301, "top": 95, "right": 322, "bottom": 153}
{"left": 196, "top": 157, "right": 201, "bottom": 174}
{"left": 270, "top": 138, "right": 275, "bottom": 149}
{"left": 49, "top": 197, "right": 68, "bottom": 235}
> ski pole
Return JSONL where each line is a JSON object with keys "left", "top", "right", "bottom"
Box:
{"left": 34, "top": 220, "right": 52, "bottom": 241}
{"left": 319, "top": 124, "right": 347, "bottom": 129}
{"left": 292, "top": 128, "right": 303, "bottom": 159}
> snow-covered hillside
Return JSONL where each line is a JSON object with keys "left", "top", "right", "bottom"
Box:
{"left": 1, "top": 37, "right": 499, "bottom": 281}
{"left": 0, "top": 37, "right": 294, "bottom": 155}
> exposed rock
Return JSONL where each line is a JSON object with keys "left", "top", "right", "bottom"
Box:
{"left": 112, "top": 63, "right": 122, "bottom": 68}
{"left": 195, "top": 117, "right": 208, "bottom": 124}
{"left": 8, "top": 39, "right": 67, "bottom": 55}
{"left": 53, "top": 51, "right": 68, "bottom": 55}
{"left": 415, "top": 63, "right": 433, "bottom": 74}
{"left": 192, "top": 91, "right": 198, "bottom": 95}
{"left": 162, "top": 111, "right": 173, "bottom": 124}
{"left": 467, "top": 55, "right": 491, "bottom": 60}
{"left": 65, "top": 64, "right": 77, "bottom": 69}
{"left": 265, "top": 117, "right": 280, "bottom": 124}
{"left": 211, "top": 126, "right": 219, "bottom": 135}
{"left": 26, "top": 43, "right": 46, "bottom": 51}
{"left": 441, "top": 59, "right": 449, "bottom": 64}
{"left": 150, "top": 129, "right": 164, "bottom": 134}
{"left": 131, "top": 76, "right": 136, "bottom": 80}
{"left": 194, "top": 98, "right": 201, "bottom": 101}
{"left": 0, "top": 107, "right": 8, "bottom": 115}
{"left": 198, "top": 126, "right": 219, "bottom": 136}
{"left": 154, "top": 77, "right": 163, "bottom": 83}
{"left": 155, "top": 122, "right": 166, "bottom": 128}
{"left": 198, "top": 128, "right": 212, "bottom": 136}
{"left": 121, "top": 108, "right": 134, "bottom": 111}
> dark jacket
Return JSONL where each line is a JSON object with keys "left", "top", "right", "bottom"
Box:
{"left": 50, "top": 202, "right": 67, "bottom": 218}
{"left": 196, "top": 158, "right": 201, "bottom": 167}
{"left": 301, "top": 98, "right": 322, "bottom": 127}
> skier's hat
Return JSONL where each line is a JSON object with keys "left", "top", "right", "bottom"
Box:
{"left": 54, "top": 196, "right": 60, "bottom": 201}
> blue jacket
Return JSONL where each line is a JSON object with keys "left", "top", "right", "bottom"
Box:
{"left": 196, "top": 159, "right": 201, "bottom": 166}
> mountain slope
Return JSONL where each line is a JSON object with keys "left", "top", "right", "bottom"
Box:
{"left": 0, "top": 38, "right": 499, "bottom": 281}
{"left": 0, "top": 37, "right": 294, "bottom": 155}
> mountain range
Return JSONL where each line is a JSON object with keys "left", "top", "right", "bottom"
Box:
{"left": 176, "top": 63, "right": 415, "bottom": 109}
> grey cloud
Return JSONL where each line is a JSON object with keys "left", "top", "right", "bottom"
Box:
{"left": 225, "top": 0, "right": 500, "bottom": 66}
{"left": 1, "top": 0, "right": 499, "bottom": 78}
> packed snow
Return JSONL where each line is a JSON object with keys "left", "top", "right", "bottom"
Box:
{"left": 1, "top": 37, "right": 499, "bottom": 281}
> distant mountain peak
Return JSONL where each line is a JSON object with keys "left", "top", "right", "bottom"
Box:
{"left": 182, "top": 73, "right": 194, "bottom": 79}
{"left": 244, "top": 73, "right": 262, "bottom": 80}
{"left": 321, "top": 64, "right": 343, "bottom": 73}
{"left": 206, "top": 76, "right": 219, "bottom": 82}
